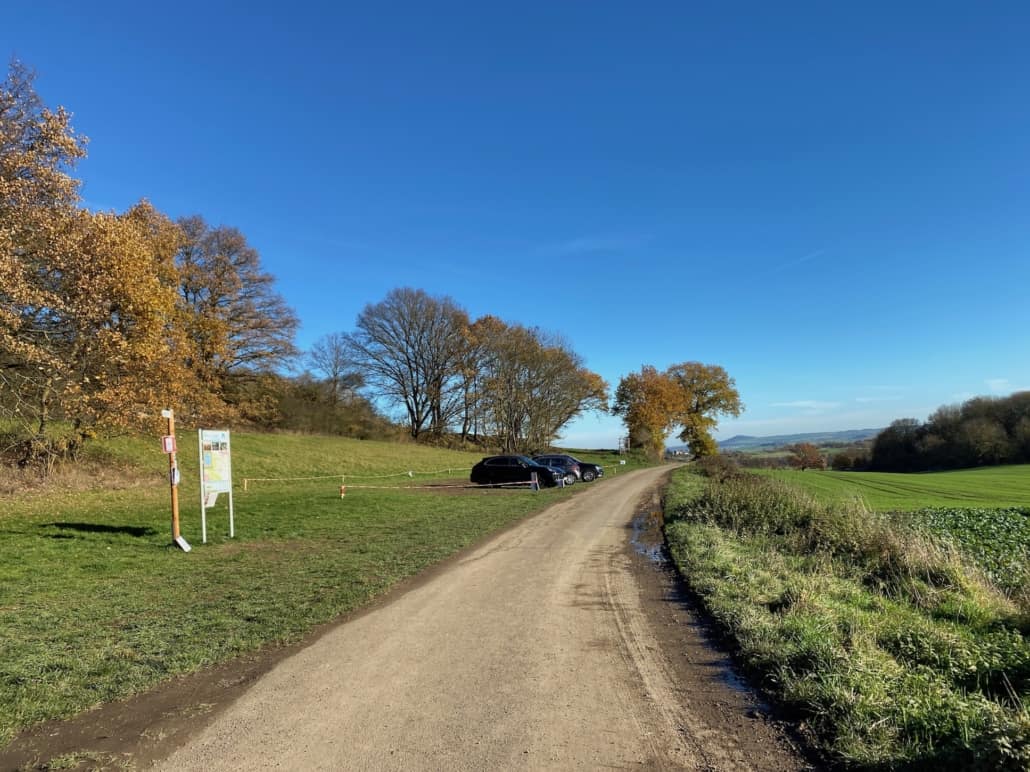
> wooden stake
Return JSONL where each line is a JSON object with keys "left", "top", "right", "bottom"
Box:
{"left": 167, "top": 409, "right": 180, "bottom": 540}
{"left": 161, "top": 409, "right": 188, "bottom": 550}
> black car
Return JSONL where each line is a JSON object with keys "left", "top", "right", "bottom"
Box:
{"left": 531, "top": 455, "right": 579, "bottom": 485}
{"left": 533, "top": 454, "right": 604, "bottom": 482}
{"left": 470, "top": 455, "right": 560, "bottom": 487}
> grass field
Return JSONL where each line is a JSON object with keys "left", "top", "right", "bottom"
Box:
{"left": 664, "top": 468, "right": 1030, "bottom": 769}
{"left": 759, "top": 464, "right": 1030, "bottom": 510}
{"left": 0, "top": 431, "right": 644, "bottom": 747}
{"left": 761, "top": 464, "right": 1030, "bottom": 597}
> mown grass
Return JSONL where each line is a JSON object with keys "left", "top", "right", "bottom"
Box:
{"left": 759, "top": 465, "right": 1030, "bottom": 511}
{"left": 664, "top": 468, "right": 1029, "bottom": 770}
{"left": 0, "top": 431, "right": 646, "bottom": 747}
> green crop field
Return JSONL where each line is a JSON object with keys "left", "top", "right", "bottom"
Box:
{"left": 0, "top": 431, "right": 644, "bottom": 749}
{"left": 759, "top": 464, "right": 1030, "bottom": 511}
{"left": 761, "top": 464, "right": 1030, "bottom": 597}
{"left": 664, "top": 468, "right": 1030, "bottom": 768}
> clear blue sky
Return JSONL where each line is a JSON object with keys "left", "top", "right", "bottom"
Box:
{"left": 7, "top": 2, "right": 1030, "bottom": 447}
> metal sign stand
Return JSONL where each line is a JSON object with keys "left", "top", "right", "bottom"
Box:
{"left": 199, "top": 429, "right": 235, "bottom": 544}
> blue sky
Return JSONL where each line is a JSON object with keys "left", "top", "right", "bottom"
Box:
{"left": 6, "top": 2, "right": 1030, "bottom": 447}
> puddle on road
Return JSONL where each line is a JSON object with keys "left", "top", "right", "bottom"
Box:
{"left": 629, "top": 495, "right": 756, "bottom": 702}
{"left": 719, "top": 668, "right": 753, "bottom": 695}
{"left": 622, "top": 496, "right": 782, "bottom": 724}
{"left": 630, "top": 504, "right": 667, "bottom": 565}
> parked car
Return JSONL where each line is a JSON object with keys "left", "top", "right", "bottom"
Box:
{"left": 533, "top": 454, "right": 604, "bottom": 482}
{"left": 531, "top": 455, "right": 579, "bottom": 485}
{"left": 470, "top": 455, "right": 560, "bottom": 487}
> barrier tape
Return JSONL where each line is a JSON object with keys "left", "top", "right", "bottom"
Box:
{"left": 344, "top": 467, "right": 472, "bottom": 480}
{"left": 339, "top": 479, "right": 542, "bottom": 497}
{"left": 243, "top": 467, "right": 472, "bottom": 491}
{"left": 342, "top": 482, "right": 528, "bottom": 491}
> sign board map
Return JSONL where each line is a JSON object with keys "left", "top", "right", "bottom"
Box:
{"left": 198, "top": 429, "right": 235, "bottom": 542}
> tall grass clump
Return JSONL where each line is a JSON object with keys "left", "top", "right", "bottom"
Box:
{"left": 664, "top": 468, "right": 1030, "bottom": 769}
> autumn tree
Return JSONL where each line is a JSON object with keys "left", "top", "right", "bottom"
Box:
{"left": 2, "top": 204, "right": 190, "bottom": 462}
{"left": 522, "top": 336, "right": 608, "bottom": 450}
{"left": 788, "top": 442, "right": 825, "bottom": 470}
{"left": 344, "top": 288, "right": 467, "bottom": 439}
{"left": 666, "top": 362, "right": 743, "bottom": 458}
{"left": 1, "top": 63, "right": 188, "bottom": 465}
{"left": 612, "top": 366, "right": 685, "bottom": 458}
{"left": 454, "top": 314, "right": 506, "bottom": 442}
{"left": 477, "top": 323, "right": 607, "bottom": 452}
{"left": 1, "top": 60, "right": 87, "bottom": 448}
{"left": 613, "top": 362, "right": 742, "bottom": 459}
{"left": 175, "top": 216, "right": 299, "bottom": 422}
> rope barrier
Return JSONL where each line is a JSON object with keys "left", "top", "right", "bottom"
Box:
{"left": 338, "top": 479, "right": 538, "bottom": 497}
{"left": 241, "top": 462, "right": 624, "bottom": 492}
{"left": 242, "top": 467, "right": 472, "bottom": 491}
{"left": 342, "top": 467, "right": 472, "bottom": 480}
{"left": 343, "top": 481, "right": 532, "bottom": 490}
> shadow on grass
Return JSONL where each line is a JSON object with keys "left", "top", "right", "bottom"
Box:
{"left": 42, "top": 522, "right": 159, "bottom": 538}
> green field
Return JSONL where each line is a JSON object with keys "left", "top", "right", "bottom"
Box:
{"left": 761, "top": 464, "right": 1030, "bottom": 597}
{"left": 760, "top": 464, "right": 1030, "bottom": 510}
{"left": 664, "top": 468, "right": 1030, "bottom": 769}
{"left": 0, "top": 432, "right": 643, "bottom": 748}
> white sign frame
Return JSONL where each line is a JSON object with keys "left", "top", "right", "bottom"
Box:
{"left": 198, "top": 429, "right": 235, "bottom": 543}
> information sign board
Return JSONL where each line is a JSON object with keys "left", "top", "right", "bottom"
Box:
{"left": 198, "top": 429, "right": 235, "bottom": 543}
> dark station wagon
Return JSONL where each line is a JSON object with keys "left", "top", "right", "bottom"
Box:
{"left": 470, "top": 455, "right": 560, "bottom": 487}
{"left": 533, "top": 454, "right": 604, "bottom": 482}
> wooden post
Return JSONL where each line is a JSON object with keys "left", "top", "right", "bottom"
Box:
{"left": 168, "top": 409, "right": 180, "bottom": 540}
{"left": 162, "top": 409, "right": 190, "bottom": 551}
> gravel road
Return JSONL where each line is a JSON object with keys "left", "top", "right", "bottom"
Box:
{"left": 148, "top": 467, "right": 808, "bottom": 771}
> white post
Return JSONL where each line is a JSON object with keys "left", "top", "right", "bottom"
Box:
{"left": 198, "top": 430, "right": 208, "bottom": 544}
{"left": 227, "top": 432, "right": 235, "bottom": 538}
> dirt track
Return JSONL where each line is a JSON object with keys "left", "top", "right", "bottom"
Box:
{"left": 147, "top": 467, "right": 807, "bottom": 770}
{"left": 2, "top": 466, "right": 811, "bottom": 771}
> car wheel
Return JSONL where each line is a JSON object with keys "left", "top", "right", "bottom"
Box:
{"left": 581, "top": 470, "right": 596, "bottom": 482}
{"left": 562, "top": 473, "right": 576, "bottom": 486}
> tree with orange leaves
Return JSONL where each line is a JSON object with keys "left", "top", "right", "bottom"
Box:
{"left": 613, "top": 362, "right": 742, "bottom": 459}
{"left": 1, "top": 63, "right": 190, "bottom": 466}
{"left": 612, "top": 366, "right": 686, "bottom": 458}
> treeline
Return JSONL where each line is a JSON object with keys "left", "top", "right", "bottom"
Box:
{"left": 1, "top": 62, "right": 382, "bottom": 466}
{"left": 868, "top": 391, "right": 1030, "bottom": 472}
{"left": 0, "top": 62, "right": 605, "bottom": 467}
{"left": 337, "top": 288, "right": 607, "bottom": 451}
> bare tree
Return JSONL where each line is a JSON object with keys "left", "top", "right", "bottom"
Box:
{"left": 308, "top": 332, "right": 363, "bottom": 406}
{"left": 175, "top": 216, "right": 299, "bottom": 420}
{"left": 344, "top": 288, "right": 467, "bottom": 439}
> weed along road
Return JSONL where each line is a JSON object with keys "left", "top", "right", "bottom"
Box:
{"left": 155, "top": 467, "right": 807, "bottom": 771}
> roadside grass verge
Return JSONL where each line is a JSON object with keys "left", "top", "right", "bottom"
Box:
{"left": 759, "top": 465, "right": 1030, "bottom": 511}
{"left": 0, "top": 429, "right": 652, "bottom": 747}
{"left": 663, "top": 468, "right": 1029, "bottom": 770}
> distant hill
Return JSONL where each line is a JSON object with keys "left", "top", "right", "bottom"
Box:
{"left": 703, "top": 428, "right": 883, "bottom": 453}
